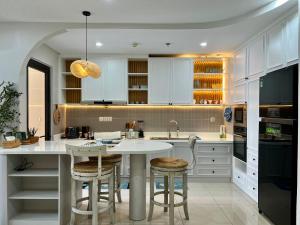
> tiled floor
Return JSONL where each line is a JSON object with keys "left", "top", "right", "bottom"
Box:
{"left": 77, "top": 182, "right": 274, "bottom": 225}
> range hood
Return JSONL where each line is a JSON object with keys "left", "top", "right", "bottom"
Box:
{"left": 81, "top": 100, "right": 127, "bottom": 105}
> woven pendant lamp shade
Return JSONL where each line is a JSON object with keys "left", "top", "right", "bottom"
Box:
{"left": 70, "top": 60, "right": 101, "bottom": 79}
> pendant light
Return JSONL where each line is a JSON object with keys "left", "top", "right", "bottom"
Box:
{"left": 70, "top": 11, "right": 101, "bottom": 79}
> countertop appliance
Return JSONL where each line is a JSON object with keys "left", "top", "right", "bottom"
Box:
{"left": 258, "top": 64, "right": 298, "bottom": 225}
{"left": 233, "top": 104, "right": 247, "bottom": 162}
{"left": 64, "top": 127, "right": 80, "bottom": 139}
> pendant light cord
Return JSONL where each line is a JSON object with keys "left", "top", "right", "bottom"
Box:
{"left": 85, "top": 14, "right": 88, "bottom": 62}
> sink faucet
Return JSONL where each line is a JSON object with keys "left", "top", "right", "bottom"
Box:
{"left": 168, "top": 120, "right": 179, "bottom": 138}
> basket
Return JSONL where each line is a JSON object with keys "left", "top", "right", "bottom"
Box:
{"left": 21, "top": 136, "right": 39, "bottom": 145}
{"left": 1, "top": 139, "right": 21, "bottom": 149}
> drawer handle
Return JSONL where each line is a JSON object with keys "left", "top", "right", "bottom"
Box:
{"left": 252, "top": 172, "right": 256, "bottom": 176}
{"left": 212, "top": 148, "right": 215, "bottom": 151}
{"left": 212, "top": 159, "right": 215, "bottom": 162}
{"left": 253, "top": 158, "right": 256, "bottom": 161}
{"left": 252, "top": 187, "right": 256, "bottom": 190}
{"left": 238, "top": 176, "right": 240, "bottom": 179}
{"left": 212, "top": 170, "right": 215, "bottom": 174}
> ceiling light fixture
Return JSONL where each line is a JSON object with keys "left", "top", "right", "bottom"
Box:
{"left": 96, "top": 42, "right": 103, "bottom": 47}
{"left": 70, "top": 11, "right": 101, "bottom": 79}
{"left": 200, "top": 42, "right": 207, "bottom": 47}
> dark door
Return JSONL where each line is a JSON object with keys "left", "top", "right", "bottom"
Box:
{"left": 27, "top": 59, "right": 51, "bottom": 140}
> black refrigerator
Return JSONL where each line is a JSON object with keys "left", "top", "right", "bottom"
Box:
{"left": 258, "top": 64, "right": 298, "bottom": 225}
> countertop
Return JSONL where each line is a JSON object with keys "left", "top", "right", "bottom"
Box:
{"left": 0, "top": 132, "right": 232, "bottom": 155}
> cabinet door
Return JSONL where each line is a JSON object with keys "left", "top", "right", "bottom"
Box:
{"left": 171, "top": 58, "right": 193, "bottom": 104}
{"left": 248, "top": 36, "right": 265, "bottom": 76}
{"left": 286, "top": 12, "right": 298, "bottom": 63}
{"left": 266, "top": 23, "right": 285, "bottom": 70}
{"left": 233, "top": 83, "right": 247, "bottom": 104}
{"left": 247, "top": 79, "right": 259, "bottom": 152}
{"left": 81, "top": 59, "right": 106, "bottom": 101}
{"left": 234, "top": 48, "right": 247, "bottom": 82}
{"left": 148, "top": 58, "right": 172, "bottom": 104}
{"left": 103, "top": 58, "right": 127, "bottom": 101}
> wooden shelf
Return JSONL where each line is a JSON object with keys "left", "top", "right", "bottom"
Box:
{"left": 9, "top": 190, "right": 59, "bottom": 200}
{"left": 128, "top": 73, "right": 148, "bottom": 76}
{"left": 8, "top": 169, "right": 59, "bottom": 177}
{"left": 128, "top": 88, "right": 148, "bottom": 91}
{"left": 194, "top": 88, "right": 223, "bottom": 92}
{"left": 9, "top": 212, "right": 58, "bottom": 225}
{"left": 61, "top": 88, "right": 81, "bottom": 90}
{"left": 194, "top": 73, "right": 223, "bottom": 75}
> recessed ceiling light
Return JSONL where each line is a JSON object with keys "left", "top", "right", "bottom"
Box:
{"left": 96, "top": 42, "right": 103, "bottom": 47}
{"left": 200, "top": 42, "right": 207, "bottom": 47}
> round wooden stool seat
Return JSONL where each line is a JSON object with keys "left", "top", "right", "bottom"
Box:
{"left": 150, "top": 157, "right": 188, "bottom": 169}
{"left": 74, "top": 161, "right": 113, "bottom": 174}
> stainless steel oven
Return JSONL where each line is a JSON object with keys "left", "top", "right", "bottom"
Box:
{"left": 233, "top": 105, "right": 247, "bottom": 162}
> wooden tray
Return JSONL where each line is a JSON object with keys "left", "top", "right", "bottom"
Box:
{"left": 1, "top": 139, "right": 21, "bottom": 149}
{"left": 21, "top": 136, "right": 39, "bottom": 145}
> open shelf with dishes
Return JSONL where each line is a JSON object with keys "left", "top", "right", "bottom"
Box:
{"left": 193, "top": 59, "right": 224, "bottom": 105}
{"left": 60, "top": 58, "right": 82, "bottom": 104}
{"left": 128, "top": 59, "right": 148, "bottom": 104}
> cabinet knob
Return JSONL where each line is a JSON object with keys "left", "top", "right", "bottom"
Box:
{"left": 252, "top": 172, "right": 256, "bottom": 176}
{"left": 212, "top": 159, "right": 215, "bottom": 162}
{"left": 253, "top": 158, "right": 256, "bottom": 161}
{"left": 238, "top": 176, "right": 240, "bottom": 179}
{"left": 253, "top": 187, "right": 256, "bottom": 190}
{"left": 212, "top": 148, "right": 215, "bottom": 151}
{"left": 212, "top": 170, "right": 215, "bottom": 174}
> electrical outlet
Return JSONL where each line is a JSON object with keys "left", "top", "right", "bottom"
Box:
{"left": 99, "top": 117, "right": 104, "bottom": 122}
{"left": 99, "top": 117, "right": 112, "bottom": 122}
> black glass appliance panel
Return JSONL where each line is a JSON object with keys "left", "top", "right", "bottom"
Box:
{"left": 233, "top": 126, "right": 247, "bottom": 162}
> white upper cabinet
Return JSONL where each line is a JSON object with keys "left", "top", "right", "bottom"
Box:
{"left": 171, "top": 58, "right": 193, "bottom": 105}
{"left": 248, "top": 36, "right": 265, "bottom": 76}
{"left": 247, "top": 79, "right": 259, "bottom": 151}
{"left": 234, "top": 48, "right": 247, "bottom": 82}
{"left": 233, "top": 83, "right": 247, "bottom": 104}
{"left": 82, "top": 59, "right": 106, "bottom": 101}
{"left": 286, "top": 12, "right": 299, "bottom": 63}
{"left": 103, "top": 58, "right": 127, "bottom": 101}
{"left": 82, "top": 58, "right": 127, "bottom": 102}
{"left": 148, "top": 58, "right": 172, "bottom": 104}
{"left": 149, "top": 58, "right": 193, "bottom": 105}
{"left": 266, "top": 23, "right": 285, "bottom": 70}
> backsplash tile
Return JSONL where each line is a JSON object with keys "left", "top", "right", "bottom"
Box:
{"left": 65, "top": 107, "right": 224, "bottom": 132}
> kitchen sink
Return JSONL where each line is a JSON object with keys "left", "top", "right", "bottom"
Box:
{"left": 150, "top": 137, "right": 189, "bottom": 140}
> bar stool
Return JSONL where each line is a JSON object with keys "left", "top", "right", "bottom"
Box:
{"left": 66, "top": 144, "right": 115, "bottom": 225}
{"left": 148, "top": 157, "right": 189, "bottom": 225}
{"left": 148, "top": 136, "right": 197, "bottom": 225}
{"left": 89, "top": 154, "right": 122, "bottom": 211}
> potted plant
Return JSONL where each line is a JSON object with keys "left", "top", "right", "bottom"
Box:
{"left": 0, "top": 81, "right": 22, "bottom": 142}
{"left": 27, "top": 127, "right": 39, "bottom": 143}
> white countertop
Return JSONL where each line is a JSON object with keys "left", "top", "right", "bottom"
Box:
{"left": 0, "top": 132, "right": 232, "bottom": 155}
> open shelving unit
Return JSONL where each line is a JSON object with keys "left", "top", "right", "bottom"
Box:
{"left": 60, "top": 58, "right": 82, "bottom": 104}
{"left": 128, "top": 59, "right": 148, "bottom": 104}
{"left": 193, "top": 59, "right": 224, "bottom": 105}
{"left": 5, "top": 154, "right": 70, "bottom": 225}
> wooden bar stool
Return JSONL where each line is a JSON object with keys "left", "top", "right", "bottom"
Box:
{"left": 148, "top": 157, "right": 189, "bottom": 225}
{"left": 90, "top": 154, "right": 122, "bottom": 212}
{"left": 66, "top": 144, "right": 115, "bottom": 225}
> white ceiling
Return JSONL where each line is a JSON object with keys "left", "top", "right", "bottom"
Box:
{"left": 45, "top": 1, "right": 296, "bottom": 55}
{"left": 0, "top": 0, "right": 276, "bottom": 23}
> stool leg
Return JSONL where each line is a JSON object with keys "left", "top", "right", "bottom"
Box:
{"left": 147, "top": 168, "right": 154, "bottom": 221}
{"left": 169, "top": 172, "right": 175, "bottom": 225}
{"left": 112, "top": 166, "right": 116, "bottom": 212}
{"left": 183, "top": 172, "right": 189, "bottom": 220}
{"left": 88, "top": 182, "right": 92, "bottom": 219}
{"left": 116, "top": 164, "right": 122, "bottom": 203}
{"left": 164, "top": 175, "right": 168, "bottom": 212}
{"left": 70, "top": 178, "right": 76, "bottom": 225}
{"left": 92, "top": 178, "right": 98, "bottom": 225}
{"left": 109, "top": 173, "right": 115, "bottom": 224}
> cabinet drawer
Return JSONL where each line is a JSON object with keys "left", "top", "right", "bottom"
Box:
{"left": 196, "top": 156, "right": 231, "bottom": 165}
{"left": 247, "top": 151, "right": 258, "bottom": 166}
{"left": 247, "top": 178, "right": 258, "bottom": 201}
{"left": 195, "top": 167, "right": 231, "bottom": 177}
{"left": 247, "top": 166, "right": 258, "bottom": 181}
{"left": 196, "top": 145, "right": 230, "bottom": 154}
{"left": 233, "top": 169, "right": 246, "bottom": 188}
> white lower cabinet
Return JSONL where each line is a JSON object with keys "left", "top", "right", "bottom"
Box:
{"left": 121, "top": 142, "right": 232, "bottom": 180}
{"left": 232, "top": 169, "right": 247, "bottom": 191}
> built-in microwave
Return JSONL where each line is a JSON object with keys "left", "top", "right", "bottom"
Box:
{"left": 234, "top": 105, "right": 247, "bottom": 126}
{"left": 233, "top": 105, "right": 247, "bottom": 162}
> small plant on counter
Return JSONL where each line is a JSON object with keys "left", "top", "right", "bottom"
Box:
{"left": 0, "top": 81, "right": 22, "bottom": 135}
{"left": 27, "top": 127, "right": 38, "bottom": 137}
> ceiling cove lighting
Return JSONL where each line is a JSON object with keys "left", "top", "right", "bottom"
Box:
{"left": 70, "top": 11, "right": 101, "bottom": 79}
{"left": 200, "top": 42, "right": 207, "bottom": 47}
{"left": 96, "top": 42, "right": 103, "bottom": 47}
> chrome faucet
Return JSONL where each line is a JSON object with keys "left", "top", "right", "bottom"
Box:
{"left": 168, "top": 120, "right": 179, "bottom": 139}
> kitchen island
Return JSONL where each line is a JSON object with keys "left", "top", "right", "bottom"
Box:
{"left": 0, "top": 133, "right": 232, "bottom": 225}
